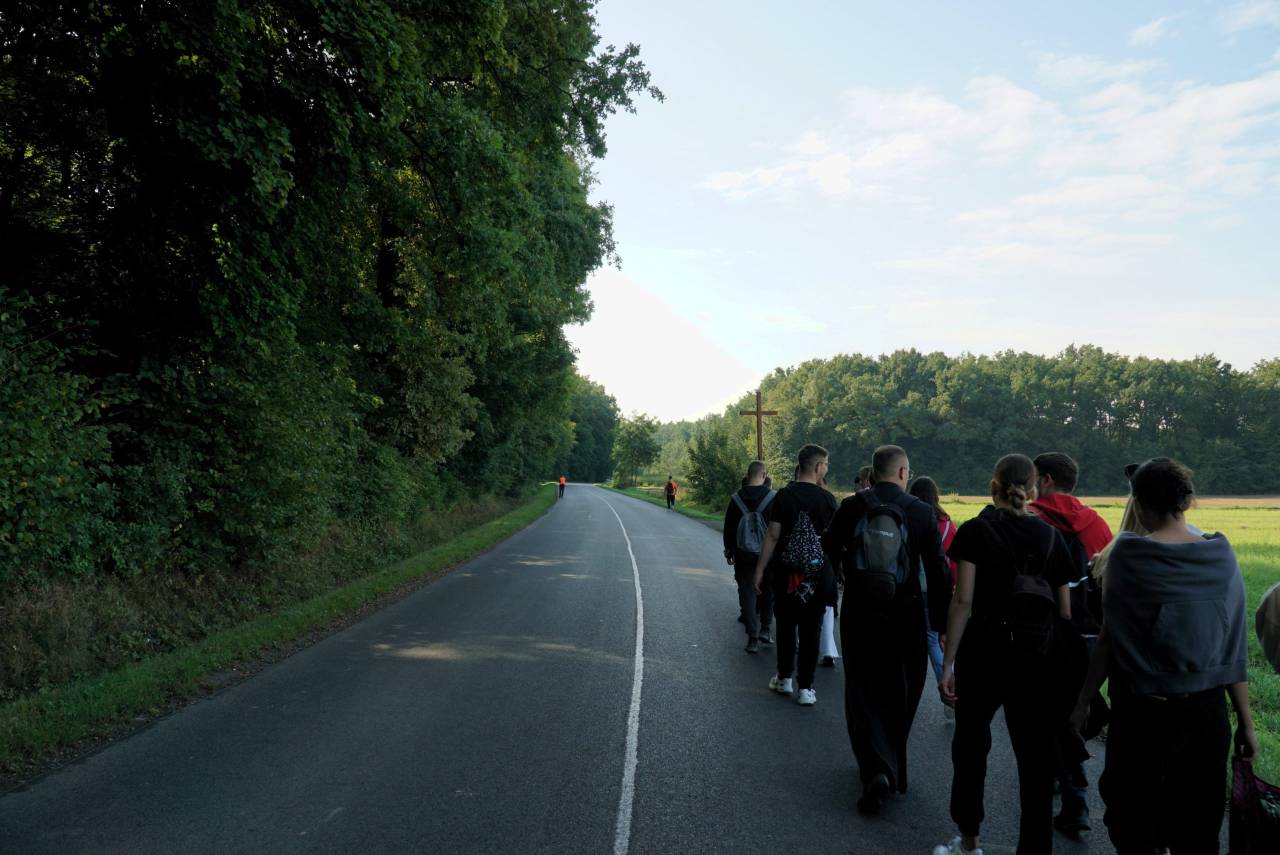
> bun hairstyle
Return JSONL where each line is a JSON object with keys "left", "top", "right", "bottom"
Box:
{"left": 1130, "top": 457, "right": 1195, "bottom": 517}
{"left": 992, "top": 453, "right": 1037, "bottom": 513}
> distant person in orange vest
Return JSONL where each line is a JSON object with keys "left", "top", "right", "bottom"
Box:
{"left": 665, "top": 476, "right": 678, "bottom": 510}
{"left": 558, "top": 475, "right": 567, "bottom": 499}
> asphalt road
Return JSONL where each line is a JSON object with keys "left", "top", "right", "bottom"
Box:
{"left": 0, "top": 486, "right": 1116, "bottom": 854}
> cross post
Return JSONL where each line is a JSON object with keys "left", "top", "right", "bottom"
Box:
{"left": 740, "top": 389, "right": 778, "bottom": 462}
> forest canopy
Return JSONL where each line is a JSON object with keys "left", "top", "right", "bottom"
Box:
{"left": 675, "top": 348, "right": 1280, "bottom": 499}
{"left": 0, "top": 1, "right": 658, "bottom": 583}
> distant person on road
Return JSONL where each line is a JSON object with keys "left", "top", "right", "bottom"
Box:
{"left": 1029, "top": 451, "right": 1112, "bottom": 839}
{"left": 908, "top": 475, "right": 956, "bottom": 713}
{"left": 933, "top": 453, "right": 1076, "bottom": 855}
{"left": 823, "top": 445, "right": 950, "bottom": 815}
{"left": 558, "top": 475, "right": 567, "bottom": 499}
{"left": 724, "top": 461, "right": 777, "bottom": 654}
{"left": 753, "top": 444, "right": 838, "bottom": 707}
{"left": 1070, "top": 457, "right": 1257, "bottom": 855}
{"left": 665, "top": 476, "right": 678, "bottom": 510}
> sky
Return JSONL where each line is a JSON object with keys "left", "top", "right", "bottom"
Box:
{"left": 565, "top": 0, "right": 1280, "bottom": 422}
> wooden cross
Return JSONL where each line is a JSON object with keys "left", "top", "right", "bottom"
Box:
{"left": 740, "top": 389, "right": 778, "bottom": 462}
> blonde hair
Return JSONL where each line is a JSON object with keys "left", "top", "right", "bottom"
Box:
{"left": 1092, "top": 496, "right": 1148, "bottom": 586}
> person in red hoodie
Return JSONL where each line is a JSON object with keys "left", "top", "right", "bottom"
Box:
{"left": 1031, "top": 451, "right": 1114, "bottom": 841}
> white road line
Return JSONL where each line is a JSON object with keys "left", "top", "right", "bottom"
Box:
{"left": 600, "top": 496, "right": 644, "bottom": 855}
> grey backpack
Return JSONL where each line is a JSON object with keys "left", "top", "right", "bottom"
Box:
{"left": 849, "top": 489, "right": 913, "bottom": 601}
{"left": 731, "top": 490, "right": 776, "bottom": 555}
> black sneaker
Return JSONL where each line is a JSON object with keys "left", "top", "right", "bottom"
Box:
{"left": 821, "top": 656, "right": 837, "bottom": 667}
{"left": 856, "top": 773, "right": 890, "bottom": 815}
{"left": 745, "top": 638, "right": 759, "bottom": 654}
{"left": 758, "top": 628, "right": 773, "bottom": 644}
{"left": 1054, "top": 802, "right": 1091, "bottom": 838}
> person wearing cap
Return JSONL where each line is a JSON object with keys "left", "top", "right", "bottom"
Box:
{"left": 1258, "top": 582, "right": 1280, "bottom": 674}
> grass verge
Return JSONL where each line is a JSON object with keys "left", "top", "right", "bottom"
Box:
{"left": 600, "top": 485, "right": 724, "bottom": 526}
{"left": 0, "top": 484, "right": 556, "bottom": 776}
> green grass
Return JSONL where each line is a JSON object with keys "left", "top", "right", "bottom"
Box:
{"left": 0, "top": 485, "right": 557, "bottom": 773}
{"left": 600, "top": 484, "right": 725, "bottom": 525}
{"left": 942, "top": 498, "right": 1280, "bottom": 783}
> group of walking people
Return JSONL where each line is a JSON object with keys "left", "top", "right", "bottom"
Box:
{"left": 721, "top": 443, "right": 1258, "bottom": 854}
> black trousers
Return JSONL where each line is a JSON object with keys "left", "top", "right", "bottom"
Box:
{"left": 950, "top": 647, "right": 1056, "bottom": 855}
{"left": 1100, "top": 684, "right": 1230, "bottom": 855}
{"left": 774, "top": 592, "right": 824, "bottom": 689}
{"left": 842, "top": 601, "right": 928, "bottom": 791}
{"left": 665, "top": 493, "right": 675, "bottom": 509}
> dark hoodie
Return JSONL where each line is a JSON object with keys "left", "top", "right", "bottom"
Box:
{"left": 1105, "top": 532, "right": 1248, "bottom": 695}
{"left": 1031, "top": 492, "right": 1114, "bottom": 558}
{"left": 722, "top": 483, "right": 774, "bottom": 557}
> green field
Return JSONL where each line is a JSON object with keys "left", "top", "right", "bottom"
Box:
{"left": 941, "top": 498, "right": 1280, "bottom": 783}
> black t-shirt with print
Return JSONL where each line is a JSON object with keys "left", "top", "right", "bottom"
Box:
{"left": 948, "top": 504, "right": 1076, "bottom": 625}
{"left": 768, "top": 481, "right": 838, "bottom": 598}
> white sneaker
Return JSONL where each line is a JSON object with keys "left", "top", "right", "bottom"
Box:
{"left": 796, "top": 688, "right": 817, "bottom": 706}
{"left": 932, "top": 836, "right": 982, "bottom": 855}
{"left": 768, "top": 674, "right": 794, "bottom": 695}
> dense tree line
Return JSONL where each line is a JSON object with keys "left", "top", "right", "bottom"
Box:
{"left": 611, "top": 413, "right": 660, "bottom": 487}
{"left": 556, "top": 375, "right": 619, "bottom": 483}
{"left": 678, "top": 348, "right": 1280, "bottom": 501}
{"left": 0, "top": 1, "right": 657, "bottom": 583}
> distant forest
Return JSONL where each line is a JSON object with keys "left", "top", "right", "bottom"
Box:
{"left": 667, "top": 347, "right": 1280, "bottom": 501}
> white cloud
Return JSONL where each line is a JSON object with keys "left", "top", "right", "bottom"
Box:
{"left": 566, "top": 269, "right": 760, "bottom": 421}
{"left": 699, "top": 57, "right": 1280, "bottom": 283}
{"left": 1219, "top": 1, "right": 1280, "bottom": 33}
{"left": 1036, "top": 52, "right": 1160, "bottom": 88}
{"left": 1130, "top": 14, "right": 1180, "bottom": 47}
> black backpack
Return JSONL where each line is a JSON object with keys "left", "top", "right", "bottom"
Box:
{"left": 849, "top": 489, "right": 914, "bottom": 602}
{"left": 1059, "top": 532, "right": 1101, "bottom": 637}
{"left": 985, "top": 515, "right": 1056, "bottom": 657}
{"left": 781, "top": 509, "right": 826, "bottom": 604}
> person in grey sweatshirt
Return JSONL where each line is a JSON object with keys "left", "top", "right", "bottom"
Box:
{"left": 1070, "top": 457, "right": 1258, "bottom": 855}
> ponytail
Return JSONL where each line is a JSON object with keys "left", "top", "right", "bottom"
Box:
{"left": 991, "top": 453, "right": 1036, "bottom": 514}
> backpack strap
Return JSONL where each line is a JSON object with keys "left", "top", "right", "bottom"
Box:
{"left": 982, "top": 513, "right": 1051, "bottom": 578}
{"left": 756, "top": 490, "right": 777, "bottom": 514}
{"left": 731, "top": 493, "right": 749, "bottom": 515}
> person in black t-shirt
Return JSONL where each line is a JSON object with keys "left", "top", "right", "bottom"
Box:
{"left": 723, "top": 460, "right": 776, "bottom": 652}
{"left": 752, "top": 444, "right": 838, "bottom": 707}
{"left": 822, "top": 445, "right": 951, "bottom": 816}
{"left": 932, "top": 454, "right": 1076, "bottom": 855}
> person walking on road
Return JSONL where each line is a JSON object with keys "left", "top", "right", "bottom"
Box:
{"left": 1070, "top": 457, "right": 1258, "bottom": 855}
{"left": 822, "top": 445, "right": 951, "bottom": 815}
{"left": 933, "top": 453, "right": 1077, "bottom": 855}
{"left": 723, "top": 461, "right": 777, "bottom": 654}
{"left": 908, "top": 475, "right": 957, "bottom": 714}
{"left": 753, "top": 444, "right": 838, "bottom": 707}
{"left": 1029, "top": 452, "right": 1112, "bottom": 839}
{"left": 665, "top": 476, "right": 678, "bottom": 510}
{"left": 558, "top": 475, "right": 567, "bottom": 499}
